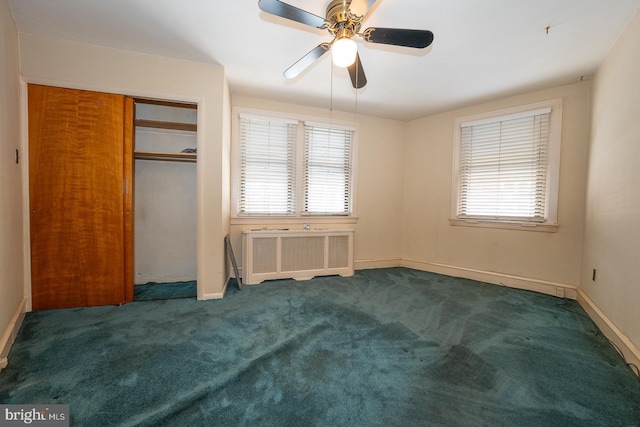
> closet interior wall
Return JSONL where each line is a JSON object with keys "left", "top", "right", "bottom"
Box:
{"left": 134, "top": 100, "right": 197, "bottom": 285}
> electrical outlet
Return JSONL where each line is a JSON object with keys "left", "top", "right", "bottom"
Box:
{"left": 592, "top": 268, "right": 597, "bottom": 282}
{"left": 556, "top": 287, "right": 565, "bottom": 298}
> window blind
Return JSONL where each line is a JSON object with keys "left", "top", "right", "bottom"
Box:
{"left": 239, "top": 116, "right": 297, "bottom": 215}
{"left": 303, "top": 124, "right": 353, "bottom": 215}
{"left": 457, "top": 109, "right": 550, "bottom": 222}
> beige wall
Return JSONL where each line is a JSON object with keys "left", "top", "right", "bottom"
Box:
{"left": 0, "top": 0, "right": 25, "bottom": 362}
{"left": 229, "top": 95, "right": 405, "bottom": 269}
{"left": 18, "top": 33, "right": 230, "bottom": 299}
{"left": 582, "top": 10, "right": 640, "bottom": 349}
{"left": 403, "top": 81, "right": 592, "bottom": 286}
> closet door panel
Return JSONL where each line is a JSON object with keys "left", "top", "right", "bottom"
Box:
{"left": 29, "top": 85, "right": 130, "bottom": 310}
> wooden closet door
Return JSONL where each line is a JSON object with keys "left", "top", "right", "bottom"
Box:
{"left": 29, "top": 84, "right": 133, "bottom": 310}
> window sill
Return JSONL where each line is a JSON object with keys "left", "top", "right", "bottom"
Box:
{"left": 231, "top": 216, "right": 359, "bottom": 226}
{"left": 449, "top": 218, "right": 558, "bottom": 233}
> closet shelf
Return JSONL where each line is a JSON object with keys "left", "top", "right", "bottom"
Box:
{"left": 135, "top": 119, "right": 197, "bottom": 132}
{"left": 134, "top": 150, "right": 197, "bottom": 163}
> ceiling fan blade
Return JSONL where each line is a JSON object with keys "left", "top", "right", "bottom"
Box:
{"left": 348, "top": 0, "right": 380, "bottom": 19}
{"left": 362, "top": 27, "right": 434, "bottom": 49}
{"left": 283, "top": 43, "right": 331, "bottom": 79}
{"left": 258, "top": 0, "right": 327, "bottom": 29}
{"left": 347, "top": 53, "right": 367, "bottom": 89}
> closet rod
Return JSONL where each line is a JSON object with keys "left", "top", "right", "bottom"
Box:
{"left": 135, "top": 119, "right": 197, "bottom": 132}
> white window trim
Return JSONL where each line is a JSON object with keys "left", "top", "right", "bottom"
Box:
{"left": 231, "top": 107, "right": 359, "bottom": 224}
{"left": 450, "top": 99, "right": 563, "bottom": 232}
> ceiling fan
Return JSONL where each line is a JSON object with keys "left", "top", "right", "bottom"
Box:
{"left": 258, "top": 0, "right": 434, "bottom": 89}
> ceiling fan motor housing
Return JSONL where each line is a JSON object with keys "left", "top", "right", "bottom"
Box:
{"left": 327, "top": 0, "right": 362, "bottom": 39}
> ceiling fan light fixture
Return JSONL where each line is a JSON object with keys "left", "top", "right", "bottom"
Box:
{"left": 332, "top": 37, "right": 357, "bottom": 67}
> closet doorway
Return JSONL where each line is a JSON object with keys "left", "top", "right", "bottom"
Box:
{"left": 133, "top": 99, "right": 197, "bottom": 301}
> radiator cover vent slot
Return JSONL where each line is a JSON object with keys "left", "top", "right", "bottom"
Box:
{"left": 281, "top": 236, "right": 324, "bottom": 272}
{"left": 252, "top": 237, "right": 277, "bottom": 274}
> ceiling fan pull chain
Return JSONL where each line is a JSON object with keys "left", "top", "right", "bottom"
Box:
{"left": 355, "top": 59, "right": 359, "bottom": 109}
{"left": 330, "top": 62, "right": 334, "bottom": 112}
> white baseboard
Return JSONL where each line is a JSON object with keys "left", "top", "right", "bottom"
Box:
{"left": 577, "top": 289, "right": 640, "bottom": 378}
{"left": 200, "top": 292, "right": 225, "bottom": 300}
{"left": 232, "top": 255, "right": 578, "bottom": 301}
{"left": 200, "top": 278, "right": 227, "bottom": 301}
{"left": 354, "top": 258, "right": 402, "bottom": 270}
{"left": 400, "top": 258, "right": 578, "bottom": 299}
{"left": 0, "top": 298, "right": 27, "bottom": 371}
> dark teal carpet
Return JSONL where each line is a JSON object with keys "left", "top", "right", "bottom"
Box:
{"left": 1, "top": 268, "right": 639, "bottom": 426}
{"left": 134, "top": 280, "right": 197, "bottom": 301}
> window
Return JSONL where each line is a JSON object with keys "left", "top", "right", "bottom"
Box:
{"left": 303, "top": 123, "right": 353, "bottom": 215}
{"left": 238, "top": 116, "right": 297, "bottom": 215}
{"left": 233, "top": 109, "right": 356, "bottom": 219}
{"left": 451, "top": 99, "right": 562, "bottom": 231}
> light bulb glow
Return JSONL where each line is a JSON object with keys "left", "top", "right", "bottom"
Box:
{"left": 332, "top": 38, "right": 357, "bottom": 67}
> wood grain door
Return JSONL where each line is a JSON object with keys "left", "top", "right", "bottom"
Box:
{"left": 29, "top": 84, "right": 133, "bottom": 310}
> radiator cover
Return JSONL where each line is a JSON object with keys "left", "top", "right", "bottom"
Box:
{"left": 242, "top": 229, "right": 354, "bottom": 285}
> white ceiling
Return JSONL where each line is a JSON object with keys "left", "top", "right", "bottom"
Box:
{"left": 8, "top": 0, "right": 640, "bottom": 120}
